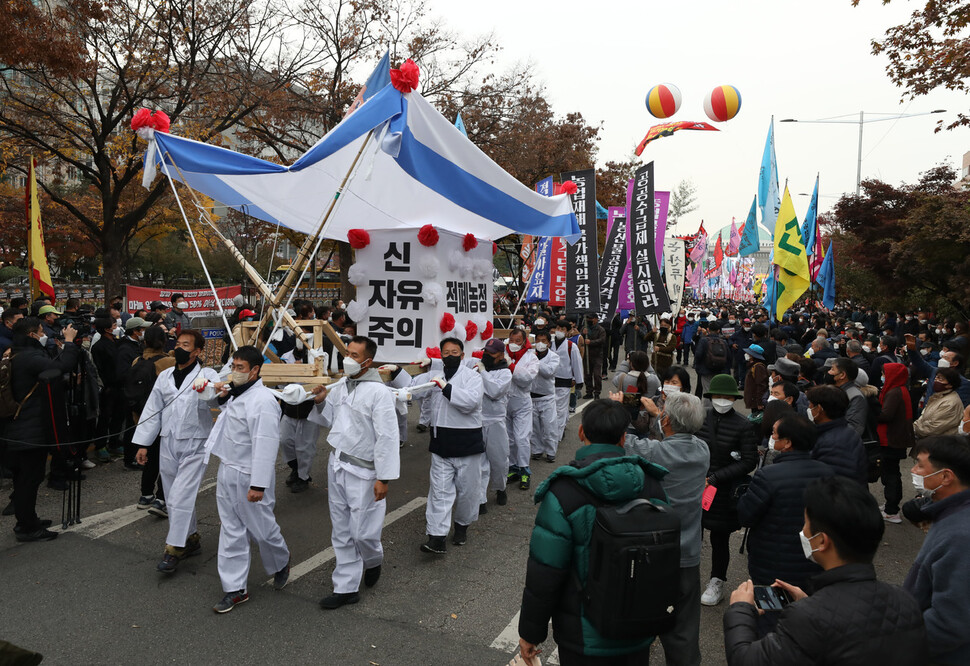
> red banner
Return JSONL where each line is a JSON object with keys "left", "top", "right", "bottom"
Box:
{"left": 125, "top": 285, "right": 242, "bottom": 316}
{"left": 549, "top": 238, "right": 567, "bottom": 306}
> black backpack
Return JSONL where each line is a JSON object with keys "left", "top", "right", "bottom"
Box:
{"left": 123, "top": 354, "right": 165, "bottom": 412}
{"left": 706, "top": 335, "right": 728, "bottom": 371}
{"left": 554, "top": 471, "right": 681, "bottom": 640}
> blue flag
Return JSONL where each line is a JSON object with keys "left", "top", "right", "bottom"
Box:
{"left": 455, "top": 111, "right": 467, "bottom": 137}
{"left": 802, "top": 175, "right": 819, "bottom": 256}
{"left": 525, "top": 236, "right": 552, "bottom": 302}
{"left": 819, "top": 241, "right": 836, "bottom": 310}
{"left": 596, "top": 200, "right": 608, "bottom": 220}
{"left": 345, "top": 51, "right": 391, "bottom": 117}
{"left": 758, "top": 118, "right": 780, "bottom": 235}
{"left": 738, "top": 194, "right": 759, "bottom": 256}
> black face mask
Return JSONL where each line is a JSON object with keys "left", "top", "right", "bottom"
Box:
{"left": 174, "top": 347, "right": 192, "bottom": 365}
{"left": 442, "top": 355, "right": 461, "bottom": 370}
{"left": 659, "top": 327, "right": 669, "bottom": 335}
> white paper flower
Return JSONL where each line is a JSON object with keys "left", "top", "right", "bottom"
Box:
{"left": 419, "top": 256, "right": 440, "bottom": 279}
{"left": 448, "top": 250, "right": 464, "bottom": 272}
{"left": 422, "top": 282, "right": 444, "bottom": 306}
{"left": 346, "top": 299, "right": 368, "bottom": 323}
{"left": 472, "top": 259, "right": 492, "bottom": 280}
{"left": 347, "top": 263, "right": 369, "bottom": 287}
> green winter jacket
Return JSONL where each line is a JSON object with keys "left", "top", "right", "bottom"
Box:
{"left": 518, "top": 443, "right": 669, "bottom": 657}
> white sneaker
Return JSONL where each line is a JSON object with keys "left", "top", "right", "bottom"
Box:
{"left": 80, "top": 459, "right": 97, "bottom": 470}
{"left": 882, "top": 510, "right": 902, "bottom": 524}
{"left": 701, "top": 577, "right": 725, "bottom": 606}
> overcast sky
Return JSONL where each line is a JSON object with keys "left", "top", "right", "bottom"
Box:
{"left": 427, "top": 0, "right": 969, "bottom": 239}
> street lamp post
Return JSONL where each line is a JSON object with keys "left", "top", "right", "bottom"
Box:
{"left": 780, "top": 110, "right": 946, "bottom": 196}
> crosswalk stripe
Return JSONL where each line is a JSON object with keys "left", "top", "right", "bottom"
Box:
{"left": 274, "top": 495, "right": 427, "bottom": 585}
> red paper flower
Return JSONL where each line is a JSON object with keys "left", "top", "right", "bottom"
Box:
{"left": 471, "top": 349, "right": 484, "bottom": 359}
{"left": 390, "top": 58, "right": 420, "bottom": 94}
{"left": 131, "top": 108, "right": 153, "bottom": 132}
{"left": 347, "top": 228, "right": 370, "bottom": 249}
{"left": 560, "top": 180, "right": 578, "bottom": 195}
{"left": 462, "top": 233, "right": 478, "bottom": 252}
{"left": 492, "top": 241, "right": 498, "bottom": 255}
{"left": 481, "top": 321, "right": 493, "bottom": 340}
{"left": 151, "top": 110, "right": 170, "bottom": 134}
{"left": 418, "top": 224, "right": 439, "bottom": 247}
{"left": 440, "top": 312, "right": 455, "bottom": 333}
{"left": 425, "top": 346, "right": 441, "bottom": 359}
{"left": 465, "top": 321, "right": 478, "bottom": 341}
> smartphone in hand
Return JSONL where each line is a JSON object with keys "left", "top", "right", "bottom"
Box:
{"left": 753, "top": 585, "right": 794, "bottom": 612}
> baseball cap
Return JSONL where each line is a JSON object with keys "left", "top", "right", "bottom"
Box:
{"left": 150, "top": 301, "right": 170, "bottom": 311}
{"left": 38, "top": 305, "right": 62, "bottom": 316}
{"left": 124, "top": 316, "right": 152, "bottom": 331}
{"left": 484, "top": 339, "right": 505, "bottom": 354}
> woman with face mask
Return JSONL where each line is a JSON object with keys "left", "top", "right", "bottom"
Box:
{"left": 696, "top": 374, "right": 759, "bottom": 607}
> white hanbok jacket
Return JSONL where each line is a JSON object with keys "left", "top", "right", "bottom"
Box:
{"left": 132, "top": 363, "right": 221, "bottom": 447}
{"left": 204, "top": 379, "right": 282, "bottom": 489}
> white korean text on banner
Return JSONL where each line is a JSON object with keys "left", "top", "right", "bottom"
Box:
{"left": 526, "top": 236, "right": 552, "bottom": 303}
{"left": 663, "top": 238, "right": 686, "bottom": 319}
{"left": 629, "top": 162, "right": 671, "bottom": 315}
{"left": 349, "top": 228, "right": 494, "bottom": 362}
{"left": 598, "top": 207, "right": 628, "bottom": 318}
{"left": 562, "top": 169, "right": 601, "bottom": 314}
{"left": 125, "top": 285, "right": 242, "bottom": 315}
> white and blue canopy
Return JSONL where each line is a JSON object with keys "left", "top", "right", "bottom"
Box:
{"left": 150, "top": 85, "right": 580, "bottom": 242}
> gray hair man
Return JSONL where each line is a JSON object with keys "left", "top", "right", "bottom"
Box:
{"left": 625, "top": 392, "right": 710, "bottom": 666}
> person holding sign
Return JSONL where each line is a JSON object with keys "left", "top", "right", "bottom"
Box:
{"left": 308, "top": 336, "right": 400, "bottom": 609}
{"left": 419, "top": 338, "right": 485, "bottom": 554}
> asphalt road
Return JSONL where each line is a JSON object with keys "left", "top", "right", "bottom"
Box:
{"left": 0, "top": 368, "right": 928, "bottom": 665}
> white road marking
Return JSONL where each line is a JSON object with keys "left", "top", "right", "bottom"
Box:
{"left": 55, "top": 477, "right": 218, "bottom": 539}
{"left": 274, "top": 495, "right": 428, "bottom": 585}
{"left": 490, "top": 611, "right": 558, "bottom": 664}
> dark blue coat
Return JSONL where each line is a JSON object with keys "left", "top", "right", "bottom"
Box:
{"left": 811, "top": 418, "right": 867, "bottom": 485}
{"left": 738, "top": 451, "right": 834, "bottom": 587}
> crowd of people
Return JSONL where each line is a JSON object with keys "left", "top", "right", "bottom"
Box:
{"left": 2, "top": 292, "right": 969, "bottom": 664}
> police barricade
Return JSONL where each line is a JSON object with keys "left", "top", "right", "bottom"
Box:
{"left": 190, "top": 316, "right": 229, "bottom": 369}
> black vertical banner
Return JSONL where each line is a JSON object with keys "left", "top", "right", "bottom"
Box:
{"left": 629, "top": 162, "right": 671, "bottom": 315}
{"left": 597, "top": 208, "right": 627, "bottom": 319}
{"left": 562, "top": 168, "right": 601, "bottom": 314}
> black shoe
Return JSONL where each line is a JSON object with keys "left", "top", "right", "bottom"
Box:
{"left": 213, "top": 590, "right": 249, "bottom": 613}
{"left": 13, "top": 519, "right": 52, "bottom": 533}
{"left": 519, "top": 473, "right": 531, "bottom": 491}
{"left": 363, "top": 565, "right": 381, "bottom": 588}
{"left": 531, "top": 453, "right": 543, "bottom": 461}
{"left": 47, "top": 478, "right": 68, "bottom": 491}
{"left": 2, "top": 501, "right": 14, "bottom": 516}
{"left": 291, "top": 478, "right": 310, "bottom": 494}
{"left": 273, "top": 562, "right": 290, "bottom": 590}
{"left": 284, "top": 468, "right": 299, "bottom": 486}
{"left": 506, "top": 470, "right": 519, "bottom": 485}
{"left": 420, "top": 535, "right": 447, "bottom": 554}
{"left": 416, "top": 423, "right": 428, "bottom": 433}
{"left": 496, "top": 490, "right": 508, "bottom": 506}
{"left": 545, "top": 455, "right": 556, "bottom": 463}
{"left": 320, "top": 592, "right": 360, "bottom": 609}
{"left": 15, "top": 528, "right": 58, "bottom": 542}
{"left": 124, "top": 462, "right": 144, "bottom": 471}
{"left": 157, "top": 552, "right": 180, "bottom": 574}
{"left": 452, "top": 523, "right": 468, "bottom": 546}
{"left": 479, "top": 502, "right": 488, "bottom": 515}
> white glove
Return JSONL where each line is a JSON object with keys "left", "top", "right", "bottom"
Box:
{"left": 392, "top": 389, "right": 412, "bottom": 402}
{"left": 415, "top": 357, "right": 431, "bottom": 369}
{"left": 378, "top": 364, "right": 400, "bottom": 373}
{"left": 431, "top": 376, "right": 448, "bottom": 389}
{"left": 192, "top": 376, "right": 209, "bottom": 392}
{"left": 475, "top": 362, "right": 486, "bottom": 373}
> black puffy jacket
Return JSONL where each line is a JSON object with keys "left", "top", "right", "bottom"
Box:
{"left": 696, "top": 407, "right": 758, "bottom": 532}
{"left": 737, "top": 451, "right": 834, "bottom": 587}
{"left": 4, "top": 340, "right": 80, "bottom": 452}
{"left": 723, "top": 563, "right": 926, "bottom": 665}
{"left": 811, "top": 418, "right": 867, "bottom": 485}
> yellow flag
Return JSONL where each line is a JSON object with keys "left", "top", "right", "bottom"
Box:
{"left": 28, "top": 157, "right": 55, "bottom": 300}
{"left": 771, "top": 186, "right": 810, "bottom": 319}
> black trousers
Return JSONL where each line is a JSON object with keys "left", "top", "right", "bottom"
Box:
{"left": 3, "top": 447, "right": 48, "bottom": 531}
{"left": 607, "top": 340, "right": 621, "bottom": 370}
{"left": 880, "top": 447, "right": 907, "bottom": 515}
{"left": 140, "top": 437, "right": 164, "bottom": 498}
{"left": 710, "top": 529, "right": 732, "bottom": 581}
{"left": 559, "top": 645, "right": 651, "bottom": 665}
{"left": 95, "top": 387, "right": 124, "bottom": 451}
{"left": 658, "top": 565, "right": 702, "bottom": 666}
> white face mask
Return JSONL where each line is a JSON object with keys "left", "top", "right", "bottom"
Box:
{"left": 175, "top": 301, "right": 187, "bottom": 310}
{"left": 912, "top": 468, "right": 944, "bottom": 495}
{"left": 113, "top": 326, "right": 124, "bottom": 338}
{"left": 807, "top": 407, "right": 816, "bottom": 423}
{"left": 744, "top": 353, "right": 752, "bottom": 362}
{"left": 767, "top": 394, "right": 779, "bottom": 402}
{"left": 662, "top": 384, "right": 680, "bottom": 395}
{"left": 920, "top": 349, "right": 930, "bottom": 356}
{"left": 712, "top": 398, "right": 733, "bottom": 414}
{"left": 534, "top": 342, "right": 548, "bottom": 352}
{"left": 799, "top": 531, "right": 822, "bottom": 563}
{"left": 938, "top": 358, "right": 951, "bottom": 368}
{"left": 767, "top": 436, "right": 777, "bottom": 450}
{"left": 862, "top": 345, "right": 871, "bottom": 353}
{"left": 342, "top": 357, "right": 362, "bottom": 377}
{"left": 507, "top": 342, "right": 521, "bottom": 353}
{"left": 230, "top": 370, "right": 251, "bottom": 386}
{"left": 37, "top": 334, "right": 48, "bottom": 347}
{"left": 555, "top": 331, "right": 565, "bottom": 341}
{"left": 535, "top": 318, "right": 546, "bottom": 327}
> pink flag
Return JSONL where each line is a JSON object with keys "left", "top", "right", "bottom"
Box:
{"left": 689, "top": 222, "right": 708, "bottom": 263}
{"left": 727, "top": 217, "right": 740, "bottom": 256}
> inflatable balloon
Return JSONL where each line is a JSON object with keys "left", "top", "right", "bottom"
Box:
{"left": 645, "top": 83, "right": 682, "bottom": 119}
{"left": 703, "top": 85, "right": 742, "bottom": 122}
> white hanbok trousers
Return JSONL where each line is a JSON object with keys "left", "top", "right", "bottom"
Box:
{"left": 555, "top": 386, "right": 571, "bottom": 438}
{"left": 327, "top": 452, "right": 386, "bottom": 594}
{"left": 279, "top": 415, "right": 318, "bottom": 481}
{"left": 426, "top": 452, "right": 484, "bottom": 536}
{"left": 480, "top": 420, "right": 510, "bottom": 502}
{"left": 530, "top": 395, "right": 559, "bottom": 458}
{"left": 215, "top": 464, "right": 290, "bottom": 593}
{"left": 158, "top": 436, "right": 207, "bottom": 548}
{"left": 506, "top": 401, "right": 533, "bottom": 468}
